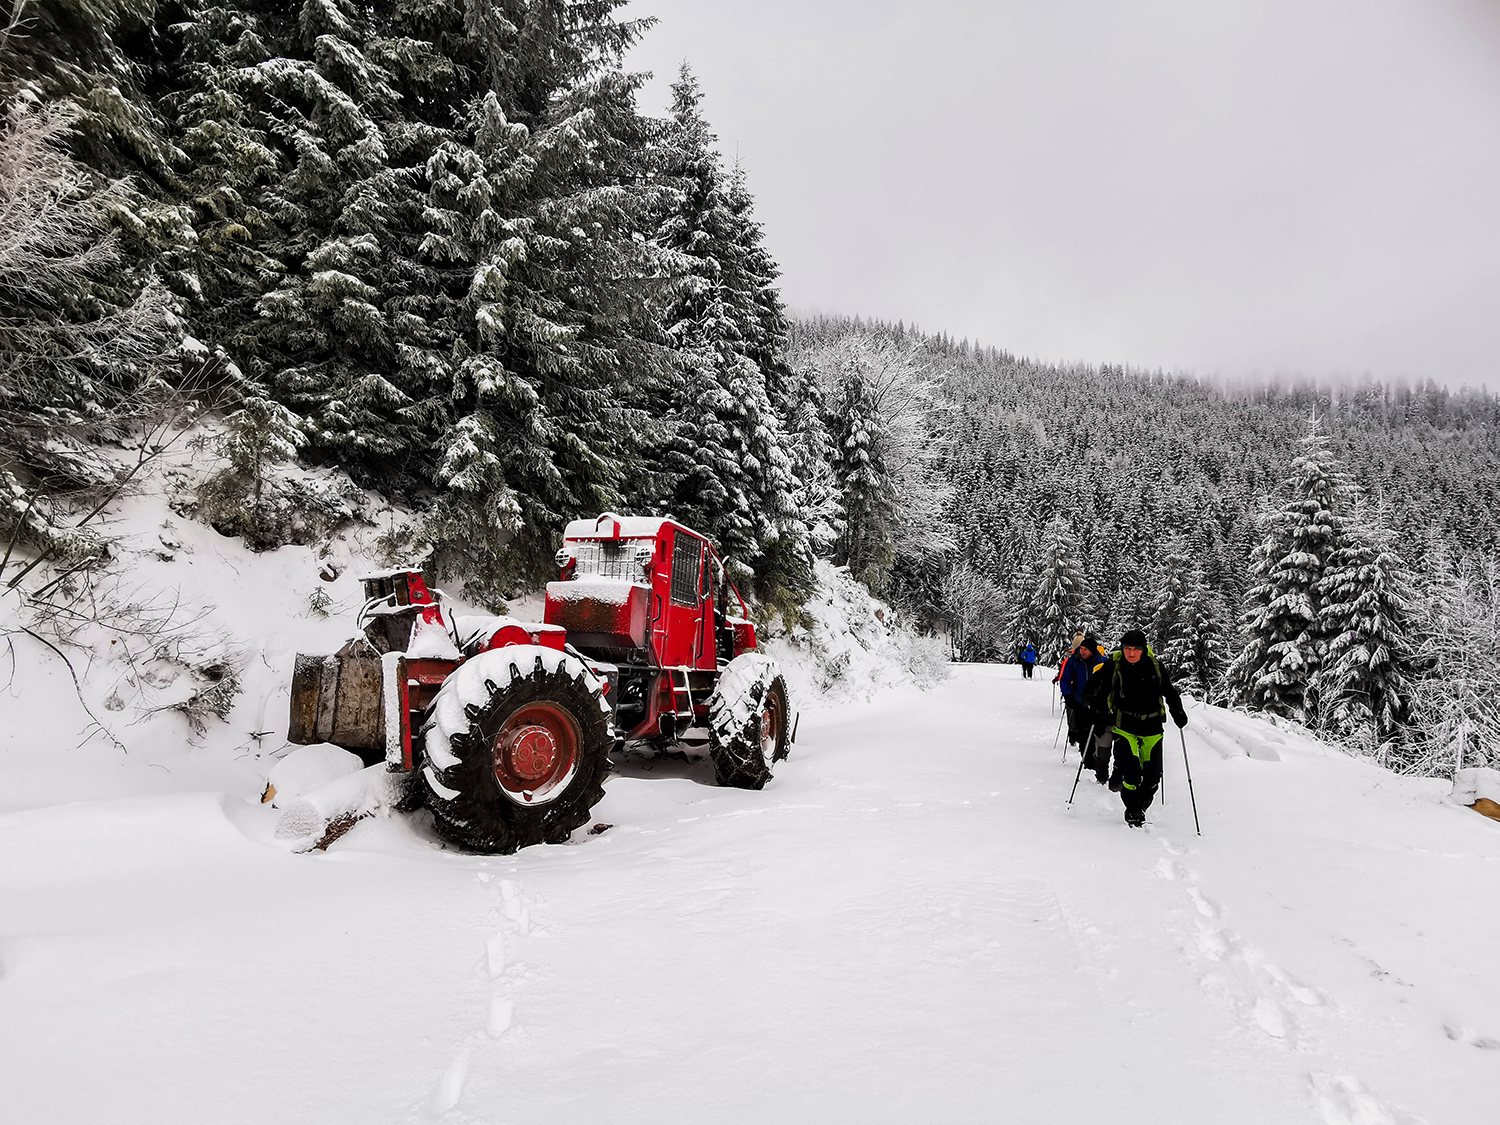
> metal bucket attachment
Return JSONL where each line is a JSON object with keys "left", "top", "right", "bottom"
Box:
{"left": 288, "top": 646, "right": 385, "bottom": 751}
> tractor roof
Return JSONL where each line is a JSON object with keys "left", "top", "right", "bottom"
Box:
{"left": 562, "top": 513, "right": 707, "bottom": 542}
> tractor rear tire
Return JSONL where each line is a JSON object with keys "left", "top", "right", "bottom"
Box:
{"left": 419, "top": 646, "right": 611, "bottom": 854}
{"left": 708, "top": 654, "right": 791, "bottom": 790}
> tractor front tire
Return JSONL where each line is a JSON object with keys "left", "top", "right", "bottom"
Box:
{"left": 419, "top": 646, "right": 611, "bottom": 854}
{"left": 708, "top": 654, "right": 791, "bottom": 790}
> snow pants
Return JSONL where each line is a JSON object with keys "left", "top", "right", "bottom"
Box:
{"left": 1063, "top": 698, "right": 1087, "bottom": 746}
{"left": 1081, "top": 720, "right": 1111, "bottom": 779}
{"left": 1100, "top": 728, "right": 1164, "bottom": 813}
{"left": 1022, "top": 661, "right": 1035, "bottom": 679}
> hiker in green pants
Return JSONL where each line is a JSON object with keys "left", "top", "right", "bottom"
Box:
{"left": 1083, "top": 627, "right": 1188, "bottom": 828}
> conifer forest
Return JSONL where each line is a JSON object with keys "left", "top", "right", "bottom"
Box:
{"left": 4, "top": 0, "right": 1498, "bottom": 779}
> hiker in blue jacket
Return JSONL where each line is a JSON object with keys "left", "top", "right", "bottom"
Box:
{"left": 1058, "top": 633, "right": 1101, "bottom": 750}
{"left": 1020, "top": 642, "right": 1038, "bottom": 679}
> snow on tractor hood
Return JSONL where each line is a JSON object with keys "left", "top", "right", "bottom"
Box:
{"left": 562, "top": 513, "right": 682, "bottom": 540}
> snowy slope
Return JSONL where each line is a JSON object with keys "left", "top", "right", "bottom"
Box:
{"left": 3, "top": 659, "right": 1497, "bottom": 1123}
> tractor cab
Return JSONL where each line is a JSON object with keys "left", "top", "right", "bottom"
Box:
{"left": 545, "top": 513, "right": 756, "bottom": 741}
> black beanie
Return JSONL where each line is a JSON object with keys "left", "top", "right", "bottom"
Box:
{"left": 1120, "top": 628, "right": 1149, "bottom": 649}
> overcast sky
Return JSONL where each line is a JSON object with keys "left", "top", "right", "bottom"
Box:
{"left": 622, "top": 0, "right": 1500, "bottom": 388}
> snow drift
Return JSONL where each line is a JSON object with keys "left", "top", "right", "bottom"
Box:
{"left": 765, "top": 558, "right": 948, "bottom": 704}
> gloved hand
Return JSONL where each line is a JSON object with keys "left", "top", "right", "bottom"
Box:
{"left": 1171, "top": 707, "right": 1188, "bottom": 729}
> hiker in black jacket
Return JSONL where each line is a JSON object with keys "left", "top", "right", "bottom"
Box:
{"left": 1084, "top": 627, "right": 1187, "bottom": 827}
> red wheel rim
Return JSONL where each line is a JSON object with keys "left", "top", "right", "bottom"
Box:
{"left": 760, "top": 693, "right": 783, "bottom": 765}
{"left": 493, "top": 702, "right": 581, "bottom": 805}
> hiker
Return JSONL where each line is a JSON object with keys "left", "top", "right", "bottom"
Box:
{"left": 1058, "top": 633, "right": 1101, "bottom": 750}
{"left": 1076, "top": 641, "right": 1113, "bottom": 783}
{"left": 1083, "top": 627, "right": 1188, "bottom": 828}
{"left": 1020, "top": 642, "right": 1038, "bottom": 679}
{"left": 1051, "top": 630, "right": 1086, "bottom": 689}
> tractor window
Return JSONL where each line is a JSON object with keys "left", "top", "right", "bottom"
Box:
{"left": 670, "top": 534, "right": 704, "bottom": 607}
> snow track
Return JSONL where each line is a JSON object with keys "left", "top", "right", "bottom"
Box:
{"left": 2, "top": 667, "right": 1495, "bottom": 1122}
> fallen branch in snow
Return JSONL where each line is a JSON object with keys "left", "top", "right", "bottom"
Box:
{"left": 14, "top": 620, "right": 124, "bottom": 751}
{"left": 3, "top": 391, "right": 212, "bottom": 590}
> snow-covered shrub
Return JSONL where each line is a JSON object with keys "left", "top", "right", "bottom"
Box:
{"left": 193, "top": 460, "right": 367, "bottom": 552}
{"left": 765, "top": 559, "right": 949, "bottom": 703}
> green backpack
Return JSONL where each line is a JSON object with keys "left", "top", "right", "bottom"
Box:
{"left": 1106, "top": 647, "right": 1166, "bottom": 725}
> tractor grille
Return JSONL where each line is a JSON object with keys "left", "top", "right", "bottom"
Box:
{"left": 573, "top": 539, "right": 642, "bottom": 581}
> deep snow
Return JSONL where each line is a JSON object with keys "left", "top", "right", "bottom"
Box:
{"left": 3, "top": 661, "right": 1498, "bottom": 1123}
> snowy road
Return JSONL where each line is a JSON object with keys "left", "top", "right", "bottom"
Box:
{"left": 3, "top": 665, "right": 1497, "bottom": 1123}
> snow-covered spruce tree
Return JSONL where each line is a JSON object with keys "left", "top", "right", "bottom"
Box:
{"left": 1160, "top": 572, "right": 1231, "bottom": 702}
{"left": 419, "top": 2, "right": 670, "bottom": 596}
{"left": 0, "top": 0, "right": 180, "bottom": 181}
{"left": 1313, "top": 523, "right": 1416, "bottom": 755}
{"left": 721, "top": 159, "right": 824, "bottom": 606}
{"left": 194, "top": 388, "right": 312, "bottom": 549}
{"left": 647, "top": 66, "right": 807, "bottom": 606}
{"left": 776, "top": 361, "right": 843, "bottom": 560}
{"left": 827, "top": 366, "right": 896, "bottom": 591}
{"left": 1021, "top": 516, "right": 1087, "bottom": 663}
{"left": 221, "top": 392, "right": 305, "bottom": 504}
{"left": 1227, "top": 419, "right": 1355, "bottom": 723}
{"left": 182, "top": 0, "right": 432, "bottom": 474}
{"left": 1150, "top": 538, "right": 1192, "bottom": 652}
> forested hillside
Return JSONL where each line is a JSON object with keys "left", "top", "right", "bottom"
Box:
{"left": 791, "top": 317, "right": 1500, "bottom": 775}
{"left": 3, "top": 0, "right": 1497, "bottom": 778}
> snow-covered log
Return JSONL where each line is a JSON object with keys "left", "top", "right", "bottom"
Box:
{"left": 273, "top": 763, "right": 409, "bottom": 852}
{"left": 1452, "top": 767, "right": 1500, "bottom": 821}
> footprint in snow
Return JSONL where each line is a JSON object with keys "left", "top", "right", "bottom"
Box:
{"left": 1195, "top": 923, "right": 1231, "bottom": 962}
{"left": 486, "top": 933, "right": 506, "bottom": 979}
{"left": 1187, "top": 887, "right": 1218, "bottom": 918}
{"left": 1444, "top": 1023, "right": 1500, "bottom": 1050}
{"left": 1252, "top": 996, "right": 1291, "bottom": 1039}
{"left": 498, "top": 879, "right": 532, "bottom": 933}
{"left": 1266, "top": 963, "right": 1324, "bottom": 1007}
{"left": 1309, "top": 1072, "right": 1425, "bottom": 1125}
{"left": 428, "top": 1039, "right": 472, "bottom": 1116}
{"left": 1153, "top": 857, "right": 1189, "bottom": 882}
{"left": 486, "top": 997, "right": 514, "bottom": 1038}
{"left": 1159, "top": 838, "right": 1189, "bottom": 857}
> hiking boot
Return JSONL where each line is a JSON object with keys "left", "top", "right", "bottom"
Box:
{"left": 1107, "top": 774, "right": 1123, "bottom": 793}
{"left": 1124, "top": 808, "right": 1145, "bottom": 828}
{"left": 1094, "top": 769, "right": 1108, "bottom": 785}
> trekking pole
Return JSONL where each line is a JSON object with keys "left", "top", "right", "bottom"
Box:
{"left": 1180, "top": 728, "right": 1201, "bottom": 836}
{"left": 1067, "top": 730, "right": 1096, "bottom": 806}
{"left": 1052, "top": 706, "right": 1065, "bottom": 753}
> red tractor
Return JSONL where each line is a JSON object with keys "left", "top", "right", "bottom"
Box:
{"left": 288, "top": 513, "right": 796, "bottom": 853}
